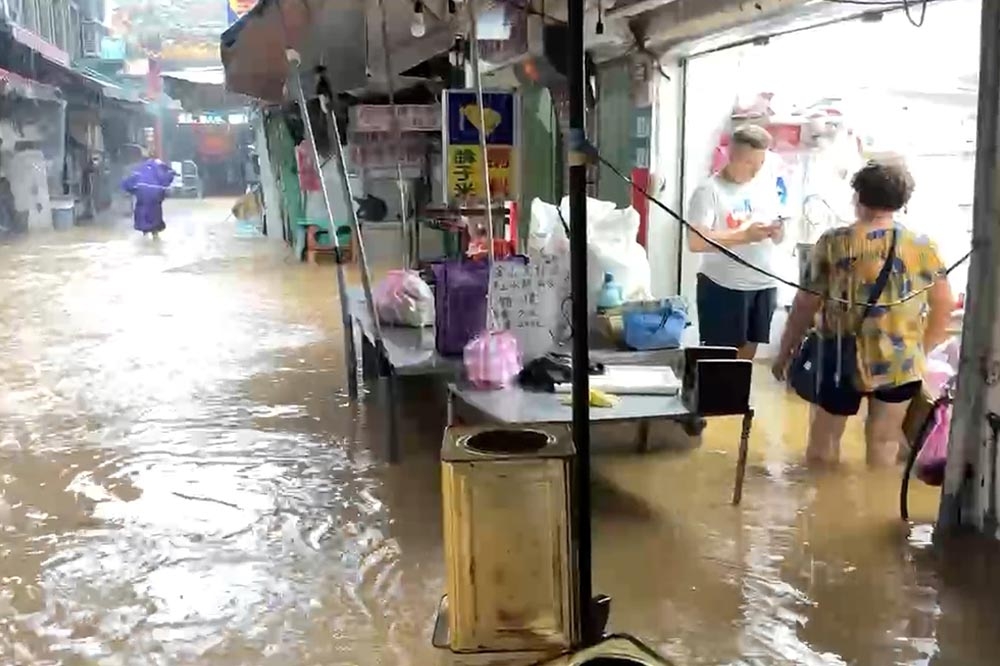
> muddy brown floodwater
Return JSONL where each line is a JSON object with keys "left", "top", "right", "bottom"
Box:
{"left": 1, "top": 198, "right": 999, "bottom": 665}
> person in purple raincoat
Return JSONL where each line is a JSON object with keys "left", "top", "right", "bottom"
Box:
{"left": 122, "top": 156, "right": 177, "bottom": 238}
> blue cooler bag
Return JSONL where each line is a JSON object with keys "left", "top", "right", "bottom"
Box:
{"left": 622, "top": 299, "right": 688, "bottom": 351}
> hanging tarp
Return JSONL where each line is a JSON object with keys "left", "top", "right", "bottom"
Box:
{"left": 220, "top": 0, "right": 458, "bottom": 103}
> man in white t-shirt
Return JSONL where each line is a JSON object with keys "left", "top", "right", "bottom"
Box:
{"left": 687, "top": 125, "right": 785, "bottom": 360}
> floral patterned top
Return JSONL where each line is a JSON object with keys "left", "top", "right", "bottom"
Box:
{"left": 806, "top": 224, "right": 946, "bottom": 391}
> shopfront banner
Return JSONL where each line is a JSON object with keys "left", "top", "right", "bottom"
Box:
{"left": 443, "top": 90, "right": 519, "bottom": 205}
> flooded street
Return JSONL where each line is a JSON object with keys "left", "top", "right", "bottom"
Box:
{"left": 1, "top": 198, "right": 999, "bottom": 665}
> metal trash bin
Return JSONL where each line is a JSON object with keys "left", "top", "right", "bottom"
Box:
{"left": 441, "top": 425, "right": 577, "bottom": 654}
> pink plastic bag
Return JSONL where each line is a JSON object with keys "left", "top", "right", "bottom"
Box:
{"left": 916, "top": 403, "right": 951, "bottom": 487}
{"left": 373, "top": 269, "right": 434, "bottom": 328}
{"left": 463, "top": 330, "right": 522, "bottom": 389}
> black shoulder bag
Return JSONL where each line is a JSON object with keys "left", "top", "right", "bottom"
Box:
{"left": 790, "top": 229, "right": 897, "bottom": 404}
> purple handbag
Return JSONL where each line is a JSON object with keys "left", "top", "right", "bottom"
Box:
{"left": 431, "top": 257, "right": 527, "bottom": 356}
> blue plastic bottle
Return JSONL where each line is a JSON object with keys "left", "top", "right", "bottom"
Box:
{"left": 597, "top": 272, "right": 624, "bottom": 311}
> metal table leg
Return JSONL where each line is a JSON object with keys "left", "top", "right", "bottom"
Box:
{"left": 345, "top": 315, "right": 359, "bottom": 400}
{"left": 732, "top": 409, "right": 755, "bottom": 506}
{"left": 368, "top": 343, "right": 401, "bottom": 464}
{"left": 446, "top": 385, "right": 455, "bottom": 427}
{"left": 383, "top": 369, "right": 401, "bottom": 464}
{"left": 634, "top": 419, "right": 651, "bottom": 454}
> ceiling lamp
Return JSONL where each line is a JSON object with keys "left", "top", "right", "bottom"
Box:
{"left": 411, "top": 1, "right": 427, "bottom": 38}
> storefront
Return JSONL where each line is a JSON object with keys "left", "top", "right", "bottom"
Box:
{"left": 0, "top": 67, "right": 67, "bottom": 234}
{"left": 648, "top": 0, "right": 978, "bottom": 353}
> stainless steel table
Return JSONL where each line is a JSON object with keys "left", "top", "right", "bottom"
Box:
{"left": 446, "top": 382, "right": 755, "bottom": 505}
{"left": 346, "top": 288, "right": 463, "bottom": 462}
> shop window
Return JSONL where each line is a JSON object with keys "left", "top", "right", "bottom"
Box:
{"left": 69, "top": 5, "right": 82, "bottom": 61}
{"left": 53, "top": 0, "right": 68, "bottom": 53}
{"left": 21, "top": 0, "right": 38, "bottom": 33}
{"left": 5, "top": 0, "right": 23, "bottom": 25}
{"left": 38, "top": 0, "right": 53, "bottom": 42}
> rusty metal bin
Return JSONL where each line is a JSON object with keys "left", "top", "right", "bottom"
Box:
{"left": 441, "top": 425, "right": 578, "bottom": 654}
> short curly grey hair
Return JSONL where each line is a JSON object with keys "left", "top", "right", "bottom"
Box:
{"left": 731, "top": 124, "right": 773, "bottom": 150}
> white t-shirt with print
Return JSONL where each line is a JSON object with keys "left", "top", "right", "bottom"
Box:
{"left": 687, "top": 172, "right": 781, "bottom": 291}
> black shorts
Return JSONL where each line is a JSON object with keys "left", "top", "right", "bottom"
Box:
{"left": 816, "top": 380, "right": 922, "bottom": 417}
{"left": 696, "top": 273, "right": 777, "bottom": 348}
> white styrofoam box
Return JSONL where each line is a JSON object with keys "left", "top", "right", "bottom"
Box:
{"left": 8, "top": 150, "right": 52, "bottom": 231}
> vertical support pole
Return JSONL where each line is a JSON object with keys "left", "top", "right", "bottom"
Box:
{"left": 313, "top": 70, "right": 401, "bottom": 463}
{"left": 939, "top": 0, "right": 1000, "bottom": 535}
{"left": 732, "top": 410, "right": 754, "bottom": 506}
{"left": 567, "top": 0, "right": 593, "bottom": 646}
{"left": 376, "top": 0, "right": 412, "bottom": 269}
{"left": 287, "top": 54, "right": 399, "bottom": 460}
{"left": 287, "top": 52, "right": 357, "bottom": 403}
{"left": 320, "top": 91, "right": 384, "bottom": 403}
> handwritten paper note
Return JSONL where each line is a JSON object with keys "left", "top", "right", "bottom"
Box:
{"left": 490, "top": 253, "right": 571, "bottom": 360}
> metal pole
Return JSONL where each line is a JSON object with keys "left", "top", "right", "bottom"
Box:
{"left": 567, "top": 0, "right": 593, "bottom": 643}
{"left": 468, "top": 0, "right": 496, "bottom": 323}
{"left": 377, "top": 0, "right": 412, "bottom": 269}
{"left": 286, "top": 51, "right": 358, "bottom": 397}
{"left": 939, "top": 0, "right": 1000, "bottom": 534}
{"left": 320, "top": 100, "right": 382, "bottom": 336}
{"left": 317, "top": 74, "right": 390, "bottom": 404}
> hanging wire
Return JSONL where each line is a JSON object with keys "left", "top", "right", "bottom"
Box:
{"left": 823, "top": 0, "right": 929, "bottom": 26}
{"left": 467, "top": 0, "right": 499, "bottom": 331}
{"left": 376, "top": 0, "right": 412, "bottom": 268}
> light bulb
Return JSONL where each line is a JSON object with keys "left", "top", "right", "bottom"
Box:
{"left": 410, "top": 2, "right": 426, "bottom": 38}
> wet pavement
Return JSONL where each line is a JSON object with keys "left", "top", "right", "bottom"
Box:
{"left": 1, "top": 198, "right": 999, "bottom": 665}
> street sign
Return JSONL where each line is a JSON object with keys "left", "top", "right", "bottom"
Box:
{"left": 442, "top": 90, "right": 520, "bottom": 205}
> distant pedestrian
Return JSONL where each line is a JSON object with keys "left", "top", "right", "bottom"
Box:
{"left": 122, "top": 155, "right": 176, "bottom": 239}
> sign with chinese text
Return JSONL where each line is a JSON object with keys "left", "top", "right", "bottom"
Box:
{"left": 350, "top": 105, "right": 440, "bottom": 133}
{"left": 490, "top": 253, "right": 570, "bottom": 360}
{"left": 227, "top": 0, "right": 257, "bottom": 24}
{"left": 443, "top": 90, "right": 519, "bottom": 205}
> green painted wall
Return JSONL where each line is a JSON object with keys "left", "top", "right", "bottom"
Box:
{"left": 519, "top": 83, "right": 561, "bottom": 237}
{"left": 596, "top": 61, "right": 632, "bottom": 207}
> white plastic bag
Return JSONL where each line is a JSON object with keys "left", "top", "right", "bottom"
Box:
{"left": 373, "top": 269, "right": 434, "bottom": 327}
{"left": 928, "top": 336, "right": 960, "bottom": 374}
{"left": 585, "top": 206, "right": 652, "bottom": 309}
{"left": 528, "top": 197, "right": 569, "bottom": 255}
{"left": 532, "top": 196, "right": 652, "bottom": 317}
{"left": 924, "top": 336, "right": 960, "bottom": 398}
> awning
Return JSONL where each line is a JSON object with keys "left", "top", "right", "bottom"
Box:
{"left": 0, "top": 67, "right": 63, "bottom": 103}
{"left": 221, "top": 0, "right": 457, "bottom": 103}
{"left": 162, "top": 73, "right": 251, "bottom": 113}
{"left": 8, "top": 23, "right": 71, "bottom": 68}
{"left": 72, "top": 65, "right": 148, "bottom": 105}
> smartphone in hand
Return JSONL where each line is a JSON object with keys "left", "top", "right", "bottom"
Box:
{"left": 768, "top": 216, "right": 789, "bottom": 236}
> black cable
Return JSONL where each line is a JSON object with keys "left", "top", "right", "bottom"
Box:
{"left": 903, "top": 0, "right": 928, "bottom": 27}
{"left": 594, "top": 153, "right": 972, "bottom": 310}
{"left": 823, "top": 0, "right": 928, "bottom": 27}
